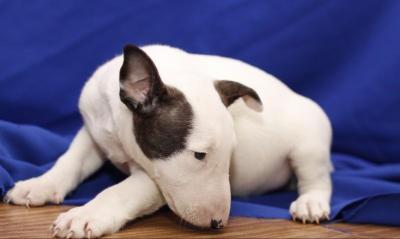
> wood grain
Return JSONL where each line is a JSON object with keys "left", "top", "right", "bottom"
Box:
{"left": 0, "top": 204, "right": 399, "bottom": 238}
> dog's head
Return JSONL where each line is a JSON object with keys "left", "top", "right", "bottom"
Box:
{"left": 119, "top": 45, "right": 262, "bottom": 229}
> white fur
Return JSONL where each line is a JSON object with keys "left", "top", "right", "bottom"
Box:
{"left": 5, "top": 45, "right": 333, "bottom": 237}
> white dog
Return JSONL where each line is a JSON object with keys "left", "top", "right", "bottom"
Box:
{"left": 5, "top": 45, "right": 333, "bottom": 238}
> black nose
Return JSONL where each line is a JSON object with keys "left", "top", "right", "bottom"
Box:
{"left": 210, "top": 219, "right": 224, "bottom": 229}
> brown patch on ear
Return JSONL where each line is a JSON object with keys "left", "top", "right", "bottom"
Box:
{"left": 214, "top": 80, "right": 263, "bottom": 112}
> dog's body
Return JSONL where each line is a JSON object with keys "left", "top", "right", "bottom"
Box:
{"left": 5, "top": 45, "right": 332, "bottom": 238}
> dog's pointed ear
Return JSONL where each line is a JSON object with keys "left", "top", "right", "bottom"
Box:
{"left": 119, "top": 44, "right": 167, "bottom": 114}
{"left": 214, "top": 80, "right": 263, "bottom": 112}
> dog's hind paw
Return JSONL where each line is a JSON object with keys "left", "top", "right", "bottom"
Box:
{"left": 289, "top": 191, "right": 330, "bottom": 224}
{"left": 4, "top": 177, "right": 64, "bottom": 207}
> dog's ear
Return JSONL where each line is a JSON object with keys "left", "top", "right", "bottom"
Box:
{"left": 119, "top": 44, "right": 167, "bottom": 114}
{"left": 214, "top": 80, "right": 263, "bottom": 112}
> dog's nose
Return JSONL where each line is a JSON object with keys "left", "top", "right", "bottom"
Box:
{"left": 210, "top": 219, "right": 224, "bottom": 229}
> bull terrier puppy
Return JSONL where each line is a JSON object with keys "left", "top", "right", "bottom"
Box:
{"left": 5, "top": 45, "right": 333, "bottom": 238}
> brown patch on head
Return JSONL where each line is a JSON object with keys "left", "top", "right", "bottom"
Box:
{"left": 214, "top": 80, "right": 263, "bottom": 112}
{"left": 119, "top": 44, "right": 193, "bottom": 159}
{"left": 133, "top": 86, "right": 193, "bottom": 159}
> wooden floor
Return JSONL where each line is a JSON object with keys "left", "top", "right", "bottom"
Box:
{"left": 0, "top": 204, "right": 399, "bottom": 238}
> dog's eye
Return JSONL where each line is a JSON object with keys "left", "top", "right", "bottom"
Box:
{"left": 194, "top": 152, "right": 206, "bottom": 160}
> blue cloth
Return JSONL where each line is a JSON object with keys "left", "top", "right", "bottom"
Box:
{"left": 1, "top": 0, "right": 399, "bottom": 226}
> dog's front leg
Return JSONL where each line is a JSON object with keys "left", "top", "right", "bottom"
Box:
{"left": 4, "top": 126, "right": 105, "bottom": 206}
{"left": 51, "top": 169, "right": 165, "bottom": 238}
{"left": 289, "top": 145, "right": 333, "bottom": 224}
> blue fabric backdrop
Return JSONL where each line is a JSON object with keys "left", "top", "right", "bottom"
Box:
{"left": 0, "top": 0, "right": 399, "bottom": 226}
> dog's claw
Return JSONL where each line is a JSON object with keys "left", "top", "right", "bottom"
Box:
{"left": 66, "top": 231, "right": 74, "bottom": 239}
{"left": 53, "top": 193, "right": 62, "bottom": 204}
{"left": 322, "top": 212, "right": 330, "bottom": 221}
{"left": 291, "top": 214, "right": 296, "bottom": 222}
{"left": 86, "top": 228, "right": 92, "bottom": 239}
{"left": 51, "top": 228, "right": 60, "bottom": 238}
{"left": 25, "top": 198, "right": 31, "bottom": 208}
{"left": 314, "top": 216, "right": 320, "bottom": 224}
{"left": 302, "top": 216, "right": 306, "bottom": 224}
{"left": 49, "top": 223, "right": 56, "bottom": 231}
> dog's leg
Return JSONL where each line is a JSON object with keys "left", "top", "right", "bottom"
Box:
{"left": 4, "top": 126, "right": 104, "bottom": 206}
{"left": 289, "top": 144, "right": 333, "bottom": 224}
{"left": 51, "top": 169, "right": 165, "bottom": 238}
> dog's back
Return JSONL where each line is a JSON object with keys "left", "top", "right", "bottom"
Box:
{"left": 188, "top": 49, "right": 333, "bottom": 196}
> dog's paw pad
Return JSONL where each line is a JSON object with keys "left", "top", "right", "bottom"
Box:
{"left": 4, "top": 178, "right": 64, "bottom": 207}
{"left": 51, "top": 206, "right": 122, "bottom": 238}
{"left": 290, "top": 192, "right": 330, "bottom": 224}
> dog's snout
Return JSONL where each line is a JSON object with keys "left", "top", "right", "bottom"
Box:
{"left": 210, "top": 219, "right": 224, "bottom": 229}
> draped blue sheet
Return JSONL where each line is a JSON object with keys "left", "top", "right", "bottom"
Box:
{"left": 1, "top": 0, "right": 399, "bottom": 226}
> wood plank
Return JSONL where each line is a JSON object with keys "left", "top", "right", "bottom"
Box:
{"left": 0, "top": 204, "right": 399, "bottom": 238}
{"left": 323, "top": 223, "right": 400, "bottom": 238}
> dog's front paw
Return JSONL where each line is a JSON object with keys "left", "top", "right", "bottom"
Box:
{"left": 4, "top": 177, "right": 64, "bottom": 207}
{"left": 289, "top": 191, "right": 330, "bottom": 224}
{"left": 51, "top": 205, "right": 125, "bottom": 238}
